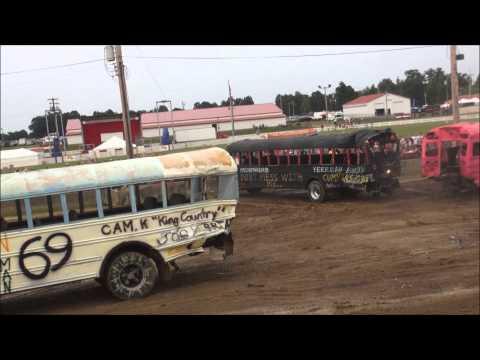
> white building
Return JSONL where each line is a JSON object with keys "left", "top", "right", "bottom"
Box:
{"left": 141, "top": 103, "right": 286, "bottom": 142}
{"left": 343, "top": 93, "right": 411, "bottom": 119}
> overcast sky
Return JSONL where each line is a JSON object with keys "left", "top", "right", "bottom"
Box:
{"left": 1, "top": 45, "right": 479, "bottom": 132}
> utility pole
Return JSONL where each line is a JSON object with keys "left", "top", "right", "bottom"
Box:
{"left": 385, "top": 92, "right": 388, "bottom": 119}
{"left": 319, "top": 84, "right": 331, "bottom": 120}
{"left": 114, "top": 45, "right": 134, "bottom": 158}
{"left": 450, "top": 45, "right": 460, "bottom": 122}
{"left": 228, "top": 81, "right": 235, "bottom": 139}
{"left": 48, "top": 98, "right": 60, "bottom": 136}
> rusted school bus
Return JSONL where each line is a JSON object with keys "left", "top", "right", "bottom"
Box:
{"left": 422, "top": 122, "right": 479, "bottom": 188}
{"left": 0, "top": 147, "right": 239, "bottom": 300}
{"left": 227, "top": 128, "right": 401, "bottom": 201}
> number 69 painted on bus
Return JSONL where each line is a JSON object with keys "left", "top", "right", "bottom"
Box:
{"left": 0, "top": 147, "right": 239, "bottom": 300}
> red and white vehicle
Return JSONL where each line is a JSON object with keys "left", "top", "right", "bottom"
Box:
{"left": 422, "top": 122, "right": 479, "bottom": 189}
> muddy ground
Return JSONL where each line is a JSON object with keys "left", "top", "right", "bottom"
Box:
{"left": 1, "top": 177, "right": 479, "bottom": 314}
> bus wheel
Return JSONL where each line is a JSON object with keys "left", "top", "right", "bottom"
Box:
{"left": 104, "top": 251, "right": 159, "bottom": 300}
{"left": 307, "top": 180, "right": 326, "bottom": 202}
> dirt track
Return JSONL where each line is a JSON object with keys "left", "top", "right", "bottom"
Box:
{"left": 1, "top": 179, "right": 479, "bottom": 314}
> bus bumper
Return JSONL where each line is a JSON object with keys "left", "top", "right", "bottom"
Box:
{"left": 204, "top": 232, "right": 234, "bottom": 259}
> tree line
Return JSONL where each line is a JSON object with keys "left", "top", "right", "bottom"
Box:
{"left": 193, "top": 96, "right": 254, "bottom": 109}
{"left": 275, "top": 69, "right": 479, "bottom": 116}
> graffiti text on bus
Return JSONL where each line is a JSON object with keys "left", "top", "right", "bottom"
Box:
{"left": 18, "top": 232, "right": 73, "bottom": 280}
{"left": 1, "top": 256, "right": 12, "bottom": 294}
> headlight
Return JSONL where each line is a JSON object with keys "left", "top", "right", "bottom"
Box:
{"left": 386, "top": 169, "right": 391, "bottom": 175}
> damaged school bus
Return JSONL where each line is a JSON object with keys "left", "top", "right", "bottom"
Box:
{"left": 0, "top": 147, "right": 239, "bottom": 300}
{"left": 226, "top": 128, "right": 400, "bottom": 201}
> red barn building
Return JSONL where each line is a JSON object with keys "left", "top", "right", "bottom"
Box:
{"left": 66, "top": 115, "right": 142, "bottom": 148}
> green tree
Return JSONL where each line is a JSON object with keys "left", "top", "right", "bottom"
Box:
{"left": 1, "top": 129, "right": 28, "bottom": 141}
{"left": 424, "top": 68, "right": 448, "bottom": 105}
{"left": 28, "top": 110, "right": 81, "bottom": 139}
{"left": 359, "top": 84, "right": 378, "bottom": 96}
{"left": 377, "top": 78, "right": 397, "bottom": 93}
{"left": 193, "top": 101, "right": 218, "bottom": 109}
{"left": 400, "top": 69, "right": 425, "bottom": 107}
{"left": 335, "top": 82, "right": 357, "bottom": 108}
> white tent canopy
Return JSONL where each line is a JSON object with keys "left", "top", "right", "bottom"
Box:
{"left": 1, "top": 148, "right": 41, "bottom": 169}
{"left": 89, "top": 136, "right": 136, "bottom": 159}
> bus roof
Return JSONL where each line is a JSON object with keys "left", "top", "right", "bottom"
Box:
{"left": 427, "top": 122, "right": 479, "bottom": 140}
{"left": 226, "top": 128, "right": 395, "bottom": 154}
{"left": 1, "top": 147, "right": 237, "bottom": 201}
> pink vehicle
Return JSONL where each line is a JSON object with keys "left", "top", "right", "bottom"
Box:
{"left": 422, "top": 122, "right": 479, "bottom": 188}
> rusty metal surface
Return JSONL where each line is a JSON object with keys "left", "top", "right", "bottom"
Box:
{"left": 1, "top": 147, "right": 237, "bottom": 201}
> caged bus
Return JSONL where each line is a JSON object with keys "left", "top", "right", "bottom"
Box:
{"left": 226, "top": 128, "right": 401, "bottom": 201}
{"left": 0, "top": 147, "right": 239, "bottom": 300}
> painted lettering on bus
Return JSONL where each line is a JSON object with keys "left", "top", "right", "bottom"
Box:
{"left": 313, "top": 166, "right": 366, "bottom": 174}
{"left": 100, "top": 208, "right": 223, "bottom": 236}
{"left": 101, "top": 220, "right": 137, "bottom": 235}
{"left": 240, "top": 168, "right": 269, "bottom": 174}
{"left": 1, "top": 257, "right": 12, "bottom": 294}
{"left": 18, "top": 233, "right": 73, "bottom": 280}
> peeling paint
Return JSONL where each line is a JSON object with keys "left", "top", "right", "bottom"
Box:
{"left": 1, "top": 147, "right": 237, "bottom": 201}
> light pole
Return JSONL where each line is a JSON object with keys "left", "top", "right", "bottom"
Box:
{"left": 422, "top": 80, "right": 428, "bottom": 106}
{"left": 318, "top": 84, "right": 331, "bottom": 119}
{"left": 444, "top": 79, "right": 449, "bottom": 103}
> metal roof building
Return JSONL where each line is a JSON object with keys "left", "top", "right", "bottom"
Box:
{"left": 141, "top": 103, "right": 286, "bottom": 142}
{"left": 343, "top": 93, "right": 411, "bottom": 119}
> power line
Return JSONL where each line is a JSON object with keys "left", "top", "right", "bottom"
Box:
{"left": 133, "top": 46, "right": 168, "bottom": 101}
{"left": 0, "top": 46, "right": 437, "bottom": 76}
{"left": 127, "top": 46, "right": 438, "bottom": 61}
{"left": 1, "top": 58, "right": 104, "bottom": 76}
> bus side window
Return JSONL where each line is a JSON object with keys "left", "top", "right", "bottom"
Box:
{"left": 203, "top": 175, "right": 219, "bottom": 200}
{"left": 240, "top": 152, "right": 249, "bottom": 166}
{"left": 137, "top": 181, "right": 164, "bottom": 210}
{"left": 290, "top": 150, "right": 298, "bottom": 165}
{"left": 426, "top": 143, "right": 438, "bottom": 157}
{"left": 101, "top": 186, "right": 131, "bottom": 216}
{"left": 335, "top": 149, "right": 346, "bottom": 165}
{"left": 30, "top": 195, "right": 64, "bottom": 227}
{"left": 460, "top": 143, "right": 468, "bottom": 157}
{"left": 474, "top": 142, "right": 480, "bottom": 157}
{"left": 300, "top": 149, "right": 310, "bottom": 165}
{"left": 0, "top": 200, "right": 27, "bottom": 231}
{"left": 66, "top": 189, "right": 99, "bottom": 220}
{"left": 166, "top": 179, "right": 191, "bottom": 206}
{"left": 311, "top": 149, "right": 320, "bottom": 165}
{"left": 348, "top": 148, "right": 356, "bottom": 165}
{"left": 268, "top": 150, "right": 278, "bottom": 165}
{"left": 279, "top": 150, "right": 288, "bottom": 165}
{"left": 250, "top": 152, "right": 257, "bottom": 165}
{"left": 323, "top": 148, "right": 332, "bottom": 164}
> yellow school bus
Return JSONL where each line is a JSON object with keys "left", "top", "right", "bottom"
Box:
{"left": 0, "top": 147, "right": 238, "bottom": 300}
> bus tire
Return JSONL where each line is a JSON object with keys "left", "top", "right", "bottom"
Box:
{"left": 104, "top": 251, "right": 159, "bottom": 300}
{"left": 307, "top": 180, "right": 326, "bottom": 202}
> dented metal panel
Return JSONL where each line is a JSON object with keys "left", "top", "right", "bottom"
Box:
{"left": 1, "top": 147, "right": 237, "bottom": 201}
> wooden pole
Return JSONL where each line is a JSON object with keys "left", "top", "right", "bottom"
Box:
{"left": 450, "top": 45, "right": 460, "bottom": 123}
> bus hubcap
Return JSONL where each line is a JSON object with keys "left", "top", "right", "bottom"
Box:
{"left": 311, "top": 186, "right": 320, "bottom": 199}
{"left": 120, "top": 265, "right": 143, "bottom": 287}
